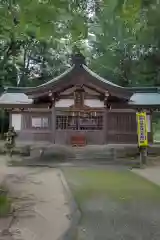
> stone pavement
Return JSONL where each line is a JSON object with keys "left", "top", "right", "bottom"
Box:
{"left": 0, "top": 157, "right": 71, "bottom": 240}
{"left": 132, "top": 166, "right": 160, "bottom": 186}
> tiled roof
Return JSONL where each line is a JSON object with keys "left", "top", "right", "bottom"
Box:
{"left": 4, "top": 65, "right": 127, "bottom": 94}
{"left": 129, "top": 92, "right": 160, "bottom": 105}
{"left": 0, "top": 92, "right": 32, "bottom": 104}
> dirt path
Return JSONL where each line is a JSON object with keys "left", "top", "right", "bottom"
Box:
{"left": 132, "top": 166, "right": 160, "bottom": 186}
{"left": 0, "top": 159, "right": 71, "bottom": 240}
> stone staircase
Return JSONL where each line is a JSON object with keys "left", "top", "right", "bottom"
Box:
{"left": 9, "top": 141, "right": 148, "bottom": 166}
{"left": 71, "top": 146, "right": 117, "bottom": 163}
{"left": 9, "top": 144, "right": 143, "bottom": 167}
{"left": 26, "top": 145, "right": 117, "bottom": 162}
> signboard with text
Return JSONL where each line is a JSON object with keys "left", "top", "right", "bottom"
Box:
{"left": 136, "top": 112, "right": 148, "bottom": 147}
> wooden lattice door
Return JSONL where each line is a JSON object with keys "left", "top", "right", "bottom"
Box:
{"left": 55, "top": 110, "right": 104, "bottom": 145}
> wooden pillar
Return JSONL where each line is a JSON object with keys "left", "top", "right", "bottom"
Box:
{"left": 51, "top": 102, "right": 56, "bottom": 143}
{"left": 104, "top": 91, "right": 110, "bottom": 144}
{"left": 149, "top": 111, "right": 154, "bottom": 143}
{"left": 103, "top": 107, "right": 108, "bottom": 144}
{"left": 9, "top": 112, "right": 12, "bottom": 128}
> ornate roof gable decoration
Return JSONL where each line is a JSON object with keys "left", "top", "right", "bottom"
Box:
{"left": 71, "top": 46, "right": 86, "bottom": 66}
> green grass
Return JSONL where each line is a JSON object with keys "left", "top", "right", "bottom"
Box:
{"left": 0, "top": 189, "right": 11, "bottom": 217}
{"left": 153, "top": 119, "right": 160, "bottom": 142}
{"left": 64, "top": 168, "right": 160, "bottom": 204}
{"left": 63, "top": 168, "right": 160, "bottom": 240}
{"left": 154, "top": 131, "right": 160, "bottom": 142}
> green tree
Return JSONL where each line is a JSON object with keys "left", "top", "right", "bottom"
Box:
{"left": 0, "top": 0, "right": 89, "bottom": 87}
{"left": 87, "top": 0, "right": 160, "bottom": 87}
{"left": 1, "top": 0, "right": 160, "bottom": 88}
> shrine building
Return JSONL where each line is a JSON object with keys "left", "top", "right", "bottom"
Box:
{"left": 0, "top": 51, "right": 158, "bottom": 146}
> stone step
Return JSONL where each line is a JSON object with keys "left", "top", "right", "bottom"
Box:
{"left": 74, "top": 151, "right": 115, "bottom": 155}
{"left": 75, "top": 150, "right": 115, "bottom": 154}
{"left": 75, "top": 154, "right": 114, "bottom": 158}
{"left": 71, "top": 151, "right": 116, "bottom": 161}
{"left": 75, "top": 159, "right": 114, "bottom": 162}
{"left": 75, "top": 153, "right": 114, "bottom": 157}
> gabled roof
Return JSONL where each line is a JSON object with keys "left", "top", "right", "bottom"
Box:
{"left": 3, "top": 49, "right": 160, "bottom": 107}
{"left": 4, "top": 64, "right": 132, "bottom": 100}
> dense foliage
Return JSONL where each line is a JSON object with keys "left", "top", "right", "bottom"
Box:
{"left": 0, "top": 0, "right": 160, "bottom": 87}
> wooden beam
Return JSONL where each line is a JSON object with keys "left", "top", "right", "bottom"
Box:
{"left": 28, "top": 79, "right": 75, "bottom": 98}
{"left": 51, "top": 101, "right": 56, "bottom": 143}
{"left": 83, "top": 83, "right": 104, "bottom": 95}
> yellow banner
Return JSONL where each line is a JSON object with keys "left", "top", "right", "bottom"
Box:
{"left": 136, "top": 112, "right": 148, "bottom": 147}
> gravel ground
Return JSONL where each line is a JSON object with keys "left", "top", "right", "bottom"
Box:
{"left": 77, "top": 198, "right": 160, "bottom": 240}
{"left": 0, "top": 157, "right": 71, "bottom": 240}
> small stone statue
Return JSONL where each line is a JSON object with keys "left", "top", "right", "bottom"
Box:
{"left": 4, "top": 127, "right": 17, "bottom": 156}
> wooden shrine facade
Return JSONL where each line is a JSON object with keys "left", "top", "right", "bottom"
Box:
{"left": 8, "top": 108, "right": 139, "bottom": 145}
{"left": 0, "top": 52, "right": 155, "bottom": 145}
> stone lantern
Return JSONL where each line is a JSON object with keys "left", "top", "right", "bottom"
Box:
{"left": 4, "top": 127, "right": 17, "bottom": 156}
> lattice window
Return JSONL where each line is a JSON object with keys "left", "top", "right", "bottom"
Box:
{"left": 79, "top": 114, "right": 103, "bottom": 130}
{"left": 56, "top": 116, "right": 69, "bottom": 130}
{"left": 56, "top": 111, "right": 103, "bottom": 130}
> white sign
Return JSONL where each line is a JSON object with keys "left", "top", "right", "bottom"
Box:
{"left": 42, "top": 118, "right": 49, "bottom": 127}
{"left": 147, "top": 115, "right": 151, "bottom": 133}
{"left": 32, "top": 117, "right": 49, "bottom": 128}
{"left": 11, "top": 114, "right": 22, "bottom": 131}
{"left": 32, "top": 118, "right": 42, "bottom": 128}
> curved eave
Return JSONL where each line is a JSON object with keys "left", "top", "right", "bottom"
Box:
{"left": 82, "top": 65, "right": 132, "bottom": 99}
{"left": 82, "top": 65, "right": 124, "bottom": 89}
{"left": 26, "top": 66, "right": 75, "bottom": 95}
{"left": 126, "top": 86, "right": 160, "bottom": 93}
{"left": 4, "top": 66, "right": 75, "bottom": 94}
